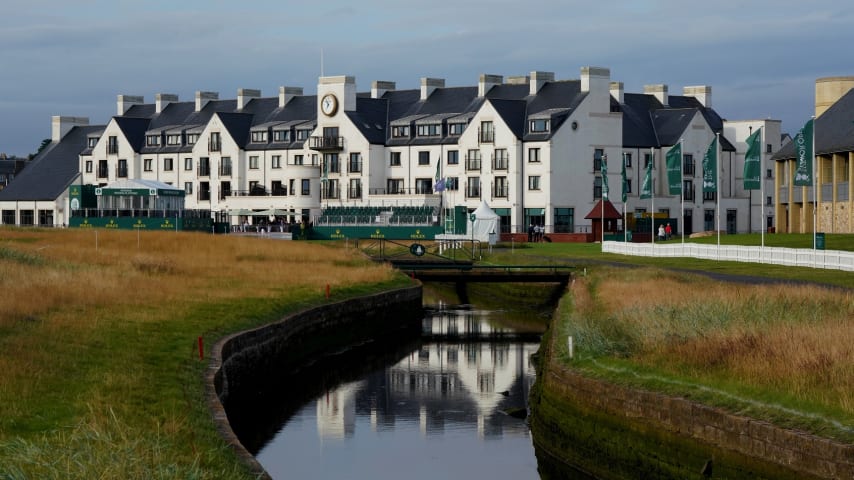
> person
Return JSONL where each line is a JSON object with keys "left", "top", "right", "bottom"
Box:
{"left": 665, "top": 223, "right": 672, "bottom": 240}
{"left": 658, "top": 224, "right": 666, "bottom": 241}
{"left": 528, "top": 223, "right": 534, "bottom": 242}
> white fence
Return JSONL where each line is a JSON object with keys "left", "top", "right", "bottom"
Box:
{"left": 602, "top": 241, "right": 854, "bottom": 272}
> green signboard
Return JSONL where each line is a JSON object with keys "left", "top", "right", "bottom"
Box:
{"left": 69, "top": 216, "right": 210, "bottom": 232}
{"left": 311, "top": 225, "right": 444, "bottom": 240}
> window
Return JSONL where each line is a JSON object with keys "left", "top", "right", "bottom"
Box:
{"left": 554, "top": 208, "right": 575, "bottom": 233}
{"left": 447, "top": 150, "right": 459, "bottom": 165}
{"left": 528, "top": 175, "right": 541, "bottom": 190}
{"left": 271, "top": 180, "right": 285, "bottom": 196}
{"left": 766, "top": 168, "right": 772, "bottom": 179}
{"left": 448, "top": 123, "right": 465, "bottom": 135}
{"left": 272, "top": 155, "right": 282, "bottom": 169}
{"left": 249, "top": 156, "right": 259, "bottom": 169}
{"left": 184, "top": 182, "right": 193, "bottom": 194}
{"left": 390, "top": 151, "right": 402, "bottom": 167}
{"left": 220, "top": 157, "right": 232, "bottom": 176}
{"left": 594, "top": 176, "right": 602, "bottom": 199}
{"left": 493, "top": 149, "right": 508, "bottom": 170}
{"left": 296, "top": 129, "right": 311, "bottom": 141}
{"left": 644, "top": 152, "right": 652, "bottom": 168}
{"left": 146, "top": 135, "right": 161, "bottom": 147}
{"left": 683, "top": 154, "right": 695, "bottom": 176}
{"left": 392, "top": 125, "right": 410, "bottom": 138}
{"left": 289, "top": 179, "right": 295, "bottom": 196}
{"left": 703, "top": 191, "right": 717, "bottom": 201}
{"left": 528, "top": 148, "right": 540, "bottom": 163}
{"left": 220, "top": 181, "right": 232, "bottom": 199}
{"left": 85, "top": 160, "right": 93, "bottom": 173}
{"left": 493, "top": 176, "right": 508, "bottom": 197}
{"left": 324, "top": 153, "right": 340, "bottom": 173}
{"left": 301, "top": 179, "right": 310, "bottom": 195}
{"left": 624, "top": 152, "right": 632, "bottom": 168}
{"left": 199, "top": 182, "right": 210, "bottom": 201}
{"left": 593, "top": 148, "right": 604, "bottom": 172}
{"left": 766, "top": 144, "right": 772, "bottom": 154}
{"left": 349, "top": 153, "right": 362, "bottom": 173}
{"left": 683, "top": 180, "right": 694, "bottom": 201}
{"left": 167, "top": 134, "right": 181, "bottom": 146}
{"left": 311, "top": 154, "right": 318, "bottom": 166}
{"left": 446, "top": 177, "right": 459, "bottom": 191}
{"left": 466, "top": 177, "right": 481, "bottom": 198}
{"left": 349, "top": 179, "right": 362, "bottom": 199}
{"left": 529, "top": 119, "right": 549, "bottom": 133}
{"left": 117, "top": 159, "right": 128, "bottom": 178}
{"left": 209, "top": 132, "right": 221, "bottom": 151}
{"left": 144, "top": 158, "right": 153, "bottom": 172}
{"left": 251, "top": 130, "right": 268, "bottom": 143}
{"left": 387, "top": 179, "right": 404, "bottom": 194}
{"left": 186, "top": 133, "right": 199, "bottom": 145}
{"left": 479, "top": 121, "right": 494, "bottom": 143}
{"left": 625, "top": 179, "right": 632, "bottom": 194}
{"left": 273, "top": 129, "right": 290, "bottom": 142}
{"left": 466, "top": 150, "right": 481, "bottom": 171}
{"left": 417, "top": 124, "right": 440, "bottom": 137}
{"left": 415, "top": 178, "right": 433, "bottom": 194}
{"left": 107, "top": 136, "right": 118, "bottom": 154}
{"left": 198, "top": 157, "right": 210, "bottom": 176}
{"left": 163, "top": 158, "right": 173, "bottom": 171}
{"left": 293, "top": 154, "right": 304, "bottom": 166}
{"left": 87, "top": 137, "right": 98, "bottom": 148}
{"left": 184, "top": 157, "right": 193, "bottom": 171}
{"left": 98, "top": 160, "right": 108, "bottom": 178}
{"left": 766, "top": 195, "right": 773, "bottom": 206}
{"left": 322, "top": 179, "right": 339, "bottom": 199}
{"left": 418, "top": 151, "right": 430, "bottom": 166}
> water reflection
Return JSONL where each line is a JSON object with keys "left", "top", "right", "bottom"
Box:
{"left": 254, "top": 304, "right": 542, "bottom": 480}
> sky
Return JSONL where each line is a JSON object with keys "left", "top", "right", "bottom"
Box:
{"left": 2, "top": 0, "right": 853, "bottom": 157}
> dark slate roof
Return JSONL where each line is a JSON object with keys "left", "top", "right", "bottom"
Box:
{"left": 651, "top": 108, "right": 696, "bottom": 146}
{"left": 0, "top": 125, "right": 103, "bottom": 201}
{"left": 114, "top": 117, "right": 151, "bottom": 152}
{"left": 490, "top": 99, "right": 527, "bottom": 139}
{"left": 772, "top": 88, "right": 854, "bottom": 161}
{"left": 217, "top": 112, "right": 254, "bottom": 148}
{"left": 346, "top": 97, "right": 390, "bottom": 144}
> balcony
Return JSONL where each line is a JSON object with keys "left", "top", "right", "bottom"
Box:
{"left": 116, "top": 166, "right": 128, "bottom": 178}
{"left": 493, "top": 185, "right": 508, "bottom": 198}
{"left": 478, "top": 128, "right": 494, "bottom": 144}
{"left": 493, "top": 155, "right": 508, "bottom": 171}
{"left": 197, "top": 165, "right": 210, "bottom": 177}
{"left": 465, "top": 156, "right": 481, "bottom": 171}
{"left": 466, "top": 185, "right": 481, "bottom": 198}
{"left": 197, "top": 190, "right": 211, "bottom": 201}
{"left": 220, "top": 165, "right": 232, "bottom": 176}
{"left": 107, "top": 144, "right": 119, "bottom": 155}
{"left": 208, "top": 140, "right": 221, "bottom": 152}
{"left": 348, "top": 186, "right": 362, "bottom": 199}
{"left": 310, "top": 136, "right": 344, "bottom": 151}
{"left": 348, "top": 160, "right": 362, "bottom": 174}
{"left": 321, "top": 186, "right": 340, "bottom": 200}
{"left": 97, "top": 168, "right": 109, "bottom": 179}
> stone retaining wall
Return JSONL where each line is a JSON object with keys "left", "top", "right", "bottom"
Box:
{"left": 541, "top": 362, "right": 853, "bottom": 479}
{"left": 204, "top": 285, "right": 423, "bottom": 479}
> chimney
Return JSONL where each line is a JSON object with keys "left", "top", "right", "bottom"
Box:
{"left": 278, "top": 86, "right": 303, "bottom": 108}
{"left": 371, "top": 80, "right": 396, "bottom": 99}
{"left": 195, "top": 91, "right": 218, "bottom": 112}
{"left": 478, "top": 74, "right": 503, "bottom": 97}
{"left": 506, "top": 75, "right": 529, "bottom": 85}
{"left": 420, "top": 77, "right": 445, "bottom": 101}
{"left": 610, "top": 81, "right": 624, "bottom": 104}
{"left": 644, "top": 84, "right": 669, "bottom": 106}
{"left": 51, "top": 116, "right": 89, "bottom": 142}
{"left": 683, "top": 85, "right": 712, "bottom": 108}
{"left": 580, "top": 67, "right": 611, "bottom": 110}
{"left": 155, "top": 93, "right": 178, "bottom": 114}
{"left": 116, "top": 95, "right": 144, "bottom": 115}
{"left": 237, "top": 88, "right": 261, "bottom": 110}
{"left": 530, "top": 71, "right": 554, "bottom": 95}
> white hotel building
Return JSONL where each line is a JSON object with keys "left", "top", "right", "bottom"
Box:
{"left": 0, "top": 66, "right": 779, "bottom": 237}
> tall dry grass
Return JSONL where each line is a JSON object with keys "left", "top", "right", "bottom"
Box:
{"left": 0, "top": 228, "right": 399, "bottom": 478}
{"left": 566, "top": 267, "right": 853, "bottom": 419}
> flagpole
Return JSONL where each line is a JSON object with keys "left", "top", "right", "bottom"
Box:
{"left": 716, "top": 132, "right": 721, "bottom": 248}
{"left": 601, "top": 154, "right": 605, "bottom": 245}
{"left": 623, "top": 152, "right": 627, "bottom": 244}
{"left": 760, "top": 126, "right": 765, "bottom": 253}
{"left": 680, "top": 138, "right": 685, "bottom": 244}
{"left": 651, "top": 147, "right": 655, "bottom": 246}
{"left": 812, "top": 115, "right": 817, "bottom": 257}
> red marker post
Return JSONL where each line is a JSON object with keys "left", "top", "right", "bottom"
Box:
{"left": 198, "top": 336, "right": 204, "bottom": 360}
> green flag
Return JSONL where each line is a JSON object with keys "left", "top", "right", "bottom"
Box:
{"left": 702, "top": 137, "right": 718, "bottom": 192}
{"left": 793, "top": 119, "right": 814, "bottom": 186}
{"left": 601, "top": 154, "right": 609, "bottom": 200}
{"left": 640, "top": 154, "right": 653, "bottom": 199}
{"left": 665, "top": 143, "right": 682, "bottom": 195}
{"left": 621, "top": 154, "right": 628, "bottom": 203}
{"left": 743, "top": 127, "right": 762, "bottom": 190}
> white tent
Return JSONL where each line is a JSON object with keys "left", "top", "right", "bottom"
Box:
{"left": 467, "top": 200, "right": 499, "bottom": 245}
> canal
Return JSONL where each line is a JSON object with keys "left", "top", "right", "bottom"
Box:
{"left": 242, "top": 284, "right": 574, "bottom": 479}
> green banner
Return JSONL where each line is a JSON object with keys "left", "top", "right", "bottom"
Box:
{"left": 793, "top": 119, "right": 814, "bottom": 186}
{"left": 601, "top": 153, "right": 609, "bottom": 200}
{"left": 665, "top": 143, "right": 681, "bottom": 195}
{"left": 702, "top": 137, "right": 718, "bottom": 192}
{"left": 621, "top": 154, "right": 628, "bottom": 203}
{"left": 640, "top": 155, "right": 653, "bottom": 200}
{"left": 743, "top": 127, "right": 762, "bottom": 190}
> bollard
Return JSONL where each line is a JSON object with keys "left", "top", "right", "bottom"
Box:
{"left": 567, "top": 336, "right": 574, "bottom": 359}
{"left": 198, "top": 336, "right": 204, "bottom": 360}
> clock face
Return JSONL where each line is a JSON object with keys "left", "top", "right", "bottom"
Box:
{"left": 321, "top": 94, "right": 338, "bottom": 116}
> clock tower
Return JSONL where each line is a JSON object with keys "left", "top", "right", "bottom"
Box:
{"left": 317, "top": 75, "right": 356, "bottom": 119}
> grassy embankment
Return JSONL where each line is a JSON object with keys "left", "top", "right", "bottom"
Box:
{"left": 483, "top": 236, "right": 854, "bottom": 443}
{"left": 0, "top": 228, "right": 405, "bottom": 479}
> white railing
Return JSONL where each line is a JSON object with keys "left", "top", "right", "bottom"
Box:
{"left": 603, "top": 242, "right": 854, "bottom": 272}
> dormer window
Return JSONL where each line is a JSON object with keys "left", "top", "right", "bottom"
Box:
{"left": 392, "top": 125, "right": 410, "bottom": 138}
{"left": 416, "top": 124, "right": 440, "bottom": 137}
{"left": 166, "top": 134, "right": 182, "bottom": 146}
{"left": 186, "top": 133, "right": 199, "bottom": 145}
{"left": 448, "top": 123, "right": 465, "bottom": 135}
{"left": 273, "top": 129, "right": 291, "bottom": 142}
{"left": 296, "top": 129, "right": 311, "bottom": 141}
{"left": 251, "top": 130, "right": 268, "bottom": 143}
{"left": 530, "top": 119, "right": 550, "bottom": 133}
{"left": 87, "top": 137, "right": 99, "bottom": 148}
{"left": 146, "top": 135, "right": 161, "bottom": 147}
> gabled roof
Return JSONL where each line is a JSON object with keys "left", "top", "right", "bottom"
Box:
{"left": 489, "top": 98, "right": 527, "bottom": 139}
{"left": 0, "top": 125, "right": 104, "bottom": 201}
{"left": 772, "top": 88, "right": 854, "bottom": 161}
{"left": 114, "top": 116, "right": 151, "bottom": 152}
{"left": 584, "top": 199, "right": 622, "bottom": 220}
{"left": 216, "top": 112, "right": 254, "bottom": 148}
{"left": 620, "top": 93, "right": 735, "bottom": 151}
{"left": 651, "top": 108, "right": 696, "bottom": 146}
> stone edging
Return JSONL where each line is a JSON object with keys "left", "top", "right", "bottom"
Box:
{"left": 204, "top": 285, "right": 422, "bottom": 479}
{"left": 542, "top": 362, "right": 854, "bottom": 479}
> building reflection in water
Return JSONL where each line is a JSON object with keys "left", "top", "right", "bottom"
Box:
{"left": 256, "top": 304, "right": 543, "bottom": 479}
